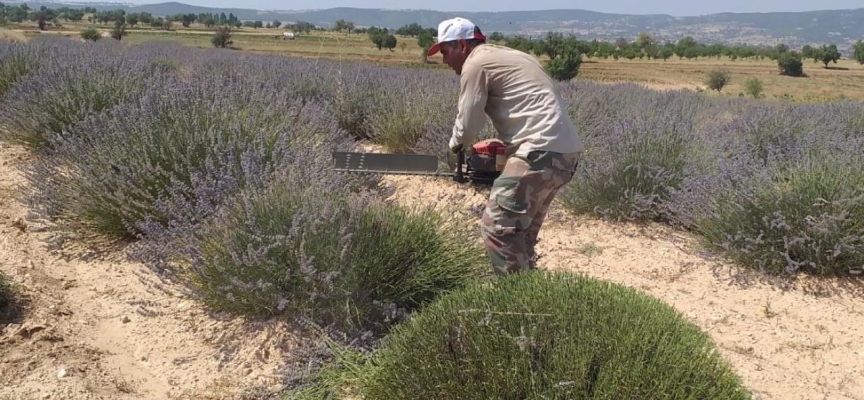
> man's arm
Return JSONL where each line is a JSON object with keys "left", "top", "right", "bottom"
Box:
{"left": 449, "top": 62, "right": 488, "bottom": 151}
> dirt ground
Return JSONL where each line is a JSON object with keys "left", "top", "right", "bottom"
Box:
{"left": 1, "top": 141, "right": 863, "bottom": 400}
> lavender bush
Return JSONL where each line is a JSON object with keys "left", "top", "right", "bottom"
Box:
{"left": 557, "top": 86, "right": 714, "bottom": 222}
{"left": 341, "top": 271, "right": 751, "bottom": 400}
{"left": 0, "top": 38, "right": 47, "bottom": 97}
{"left": 0, "top": 36, "right": 168, "bottom": 151}
{"left": 694, "top": 155, "right": 864, "bottom": 276}
{"left": 364, "top": 68, "right": 458, "bottom": 153}
{"left": 680, "top": 103, "right": 864, "bottom": 276}
{"left": 550, "top": 82, "right": 864, "bottom": 276}
{"left": 184, "top": 180, "right": 485, "bottom": 341}
{"left": 9, "top": 40, "right": 484, "bottom": 347}
{"left": 23, "top": 71, "right": 371, "bottom": 244}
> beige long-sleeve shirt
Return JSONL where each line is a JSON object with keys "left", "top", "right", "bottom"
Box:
{"left": 449, "top": 44, "right": 584, "bottom": 158}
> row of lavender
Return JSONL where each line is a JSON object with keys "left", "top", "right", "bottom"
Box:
{"left": 0, "top": 36, "right": 486, "bottom": 344}
{"left": 410, "top": 75, "right": 864, "bottom": 278}
{"left": 558, "top": 83, "right": 864, "bottom": 276}
{"left": 3, "top": 35, "right": 862, "bottom": 282}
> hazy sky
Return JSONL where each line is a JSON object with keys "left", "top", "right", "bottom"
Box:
{"left": 109, "top": 0, "right": 863, "bottom": 16}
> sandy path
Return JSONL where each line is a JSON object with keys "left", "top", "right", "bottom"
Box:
{"left": 0, "top": 144, "right": 299, "bottom": 399}
{"left": 380, "top": 173, "right": 864, "bottom": 400}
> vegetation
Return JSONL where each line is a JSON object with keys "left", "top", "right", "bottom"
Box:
{"left": 777, "top": 52, "right": 804, "bottom": 77}
{"left": 693, "top": 146, "right": 864, "bottom": 276}
{"left": 854, "top": 40, "right": 864, "bottom": 65}
{"left": 706, "top": 68, "right": 731, "bottom": 92}
{"left": 293, "top": 272, "right": 752, "bottom": 399}
{"left": 802, "top": 44, "right": 842, "bottom": 68}
{"left": 110, "top": 19, "right": 127, "bottom": 41}
{"left": 211, "top": 25, "right": 232, "bottom": 48}
{"left": 2, "top": 15, "right": 863, "bottom": 398}
{"left": 367, "top": 27, "right": 398, "bottom": 51}
{"left": 80, "top": 27, "right": 100, "bottom": 41}
{"left": 0, "top": 269, "right": 16, "bottom": 322}
{"left": 0, "top": 38, "right": 43, "bottom": 96}
{"left": 190, "top": 186, "right": 485, "bottom": 339}
{"left": 743, "top": 77, "right": 764, "bottom": 98}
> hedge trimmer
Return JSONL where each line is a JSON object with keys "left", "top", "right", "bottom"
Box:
{"left": 332, "top": 139, "right": 506, "bottom": 185}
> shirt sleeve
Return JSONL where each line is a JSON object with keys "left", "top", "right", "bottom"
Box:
{"left": 449, "top": 61, "right": 488, "bottom": 150}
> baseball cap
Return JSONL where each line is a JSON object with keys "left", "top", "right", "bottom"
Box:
{"left": 427, "top": 17, "right": 487, "bottom": 57}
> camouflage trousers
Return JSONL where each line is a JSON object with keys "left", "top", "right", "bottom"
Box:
{"left": 480, "top": 150, "right": 580, "bottom": 276}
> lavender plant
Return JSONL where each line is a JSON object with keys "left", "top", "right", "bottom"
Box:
{"left": 558, "top": 87, "right": 710, "bottom": 222}
{"left": 23, "top": 71, "right": 370, "bottom": 244}
{"left": 4, "top": 35, "right": 860, "bottom": 295}
{"left": 350, "top": 271, "right": 751, "bottom": 400}
{"left": 0, "top": 39, "right": 46, "bottom": 97}
{"left": 0, "top": 36, "right": 167, "bottom": 151}
{"left": 183, "top": 180, "right": 485, "bottom": 341}
{"left": 694, "top": 155, "right": 864, "bottom": 276}
{"left": 682, "top": 105, "right": 864, "bottom": 276}
{"left": 365, "top": 68, "right": 458, "bottom": 153}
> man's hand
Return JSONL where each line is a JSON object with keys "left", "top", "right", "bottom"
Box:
{"left": 450, "top": 143, "right": 463, "bottom": 154}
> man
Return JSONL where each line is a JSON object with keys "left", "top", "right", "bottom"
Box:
{"left": 428, "top": 17, "right": 584, "bottom": 276}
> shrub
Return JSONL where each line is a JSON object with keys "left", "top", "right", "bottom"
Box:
{"left": 354, "top": 271, "right": 751, "bottom": 399}
{"left": 367, "top": 73, "right": 456, "bottom": 153}
{"left": 743, "top": 77, "right": 764, "bottom": 98}
{"left": 706, "top": 68, "right": 731, "bottom": 92}
{"left": 0, "top": 269, "right": 15, "bottom": 322}
{"left": 110, "top": 20, "right": 127, "bottom": 41}
{"left": 545, "top": 50, "right": 582, "bottom": 81}
{"left": 0, "top": 38, "right": 161, "bottom": 151}
{"left": 778, "top": 52, "right": 804, "bottom": 77}
{"left": 0, "top": 39, "right": 45, "bottom": 97}
{"left": 184, "top": 184, "right": 486, "bottom": 340}
{"left": 559, "top": 91, "right": 705, "bottom": 222}
{"left": 212, "top": 26, "right": 232, "bottom": 48}
{"left": 329, "top": 66, "right": 395, "bottom": 141}
{"left": 693, "top": 154, "right": 864, "bottom": 276}
{"left": 80, "top": 27, "right": 101, "bottom": 41}
{"left": 23, "top": 72, "right": 365, "bottom": 244}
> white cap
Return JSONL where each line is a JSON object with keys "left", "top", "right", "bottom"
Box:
{"left": 427, "top": 17, "right": 486, "bottom": 57}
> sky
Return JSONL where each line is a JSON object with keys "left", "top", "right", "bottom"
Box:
{"left": 92, "top": 0, "right": 864, "bottom": 16}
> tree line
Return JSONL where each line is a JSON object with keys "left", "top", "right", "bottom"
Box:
{"left": 0, "top": 3, "right": 317, "bottom": 32}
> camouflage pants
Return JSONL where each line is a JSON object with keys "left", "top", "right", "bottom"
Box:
{"left": 480, "top": 150, "right": 580, "bottom": 276}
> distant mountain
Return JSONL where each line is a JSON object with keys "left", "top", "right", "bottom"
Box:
{"left": 8, "top": 2, "right": 864, "bottom": 51}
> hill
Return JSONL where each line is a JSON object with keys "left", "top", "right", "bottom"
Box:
{"left": 5, "top": 1, "right": 864, "bottom": 51}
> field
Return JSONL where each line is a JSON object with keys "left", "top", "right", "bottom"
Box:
{"left": 1, "top": 17, "right": 864, "bottom": 400}
{"left": 6, "top": 18, "right": 864, "bottom": 102}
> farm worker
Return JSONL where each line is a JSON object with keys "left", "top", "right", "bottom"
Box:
{"left": 428, "top": 17, "right": 584, "bottom": 276}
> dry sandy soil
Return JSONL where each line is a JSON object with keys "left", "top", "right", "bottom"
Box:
{"left": 2, "top": 140, "right": 864, "bottom": 400}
